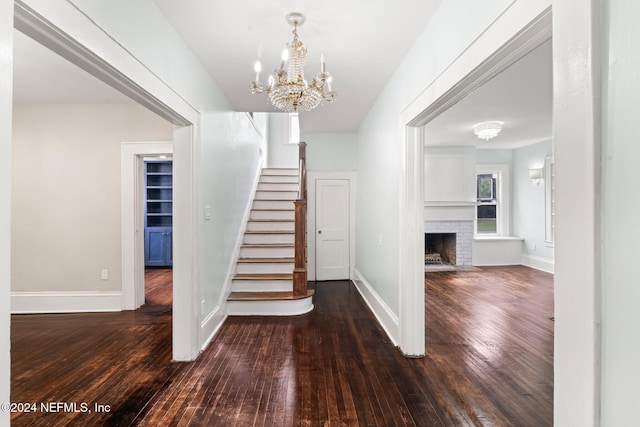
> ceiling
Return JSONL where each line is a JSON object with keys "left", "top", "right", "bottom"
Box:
{"left": 424, "top": 39, "right": 552, "bottom": 149}
{"left": 12, "top": 29, "right": 133, "bottom": 104}
{"left": 12, "top": 1, "right": 552, "bottom": 146}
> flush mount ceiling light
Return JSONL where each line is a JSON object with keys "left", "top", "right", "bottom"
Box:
{"left": 473, "top": 121, "right": 504, "bottom": 141}
{"left": 249, "top": 12, "right": 337, "bottom": 112}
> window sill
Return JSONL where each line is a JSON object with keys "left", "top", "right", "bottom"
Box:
{"left": 474, "top": 236, "right": 524, "bottom": 241}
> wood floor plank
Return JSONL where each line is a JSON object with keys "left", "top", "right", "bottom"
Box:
{"left": 11, "top": 265, "right": 553, "bottom": 426}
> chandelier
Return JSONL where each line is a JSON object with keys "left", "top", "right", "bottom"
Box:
{"left": 473, "top": 121, "right": 504, "bottom": 141}
{"left": 250, "top": 12, "right": 336, "bottom": 112}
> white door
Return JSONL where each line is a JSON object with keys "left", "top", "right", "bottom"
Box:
{"left": 315, "top": 179, "right": 350, "bottom": 280}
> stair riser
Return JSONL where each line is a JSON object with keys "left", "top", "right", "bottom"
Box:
{"left": 250, "top": 210, "right": 295, "bottom": 220}
{"left": 240, "top": 247, "right": 294, "bottom": 258}
{"left": 252, "top": 200, "right": 295, "bottom": 210}
{"left": 243, "top": 234, "right": 295, "bottom": 245}
{"left": 236, "top": 262, "right": 294, "bottom": 275}
{"left": 254, "top": 191, "right": 298, "bottom": 200}
{"left": 261, "top": 169, "right": 298, "bottom": 176}
{"left": 246, "top": 221, "right": 294, "bottom": 232}
{"left": 257, "top": 182, "right": 299, "bottom": 191}
{"left": 260, "top": 175, "right": 299, "bottom": 184}
{"left": 231, "top": 279, "right": 293, "bottom": 292}
{"left": 226, "top": 297, "right": 314, "bottom": 316}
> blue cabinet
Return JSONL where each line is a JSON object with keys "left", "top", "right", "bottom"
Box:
{"left": 144, "top": 160, "right": 173, "bottom": 267}
{"left": 145, "top": 227, "right": 172, "bottom": 267}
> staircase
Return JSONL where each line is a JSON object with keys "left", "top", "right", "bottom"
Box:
{"left": 227, "top": 167, "right": 314, "bottom": 315}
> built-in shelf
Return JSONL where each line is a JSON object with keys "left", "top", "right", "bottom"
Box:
{"left": 145, "top": 160, "right": 173, "bottom": 267}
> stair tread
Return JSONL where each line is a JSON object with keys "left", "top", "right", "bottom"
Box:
{"left": 233, "top": 273, "right": 293, "bottom": 280}
{"left": 241, "top": 243, "right": 294, "bottom": 248}
{"left": 228, "top": 290, "right": 314, "bottom": 301}
{"left": 251, "top": 208, "right": 294, "bottom": 211}
{"left": 249, "top": 218, "right": 295, "bottom": 222}
{"left": 253, "top": 199, "right": 297, "bottom": 202}
{"left": 237, "top": 257, "right": 294, "bottom": 263}
{"left": 244, "top": 230, "right": 294, "bottom": 234}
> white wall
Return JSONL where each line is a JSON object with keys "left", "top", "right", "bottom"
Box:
{"left": 0, "top": 0, "right": 13, "bottom": 423}
{"left": 301, "top": 132, "right": 357, "bottom": 171}
{"left": 11, "top": 104, "right": 172, "bottom": 296}
{"left": 600, "top": 0, "right": 640, "bottom": 424}
{"left": 199, "top": 111, "right": 262, "bottom": 318}
{"left": 424, "top": 146, "right": 476, "bottom": 202}
{"left": 512, "top": 139, "right": 554, "bottom": 262}
{"left": 266, "top": 113, "right": 297, "bottom": 168}
{"left": 477, "top": 142, "right": 555, "bottom": 270}
{"left": 356, "top": 0, "right": 515, "bottom": 315}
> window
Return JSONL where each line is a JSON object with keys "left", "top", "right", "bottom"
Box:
{"left": 476, "top": 172, "right": 498, "bottom": 234}
{"left": 475, "top": 165, "right": 511, "bottom": 236}
{"left": 288, "top": 112, "right": 300, "bottom": 144}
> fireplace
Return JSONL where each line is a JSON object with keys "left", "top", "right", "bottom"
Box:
{"left": 425, "top": 233, "right": 457, "bottom": 265}
{"left": 424, "top": 220, "right": 473, "bottom": 266}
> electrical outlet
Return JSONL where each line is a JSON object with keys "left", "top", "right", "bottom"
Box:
{"left": 101, "top": 269, "right": 109, "bottom": 280}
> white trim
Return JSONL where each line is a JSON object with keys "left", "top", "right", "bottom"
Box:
{"left": 200, "top": 305, "right": 226, "bottom": 351}
{"left": 11, "top": 291, "right": 123, "bottom": 314}
{"left": 14, "top": 0, "right": 198, "bottom": 126}
{"left": 172, "top": 125, "right": 201, "bottom": 361}
{"left": 0, "top": 2, "right": 13, "bottom": 423}
{"left": 121, "top": 141, "right": 173, "bottom": 311}
{"left": 307, "top": 171, "right": 357, "bottom": 281}
{"left": 399, "top": 3, "right": 552, "bottom": 357}
{"left": 353, "top": 269, "right": 400, "bottom": 347}
{"left": 521, "top": 254, "right": 555, "bottom": 274}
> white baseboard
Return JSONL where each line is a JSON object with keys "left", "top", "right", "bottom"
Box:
{"left": 521, "top": 254, "right": 555, "bottom": 274}
{"left": 200, "top": 304, "right": 227, "bottom": 351}
{"left": 11, "top": 291, "right": 123, "bottom": 314}
{"left": 353, "top": 269, "right": 400, "bottom": 346}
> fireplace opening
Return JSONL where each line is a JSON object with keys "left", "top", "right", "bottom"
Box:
{"left": 425, "top": 233, "right": 457, "bottom": 265}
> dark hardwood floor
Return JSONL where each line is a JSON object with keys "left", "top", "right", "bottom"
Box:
{"left": 11, "top": 265, "right": 553, "bottom": 426}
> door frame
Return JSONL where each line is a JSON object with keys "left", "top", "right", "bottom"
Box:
{"left": 307, "top": 171, "right": 357, "bottom": 281}
{"left": 121, "top": 142, "right": 173, "bottom": 310}
{"left": 398, "top": 0, "right": 552, "bottom": 357}
{"left": 14, "top": 1, "right": 202, "bottom": 362}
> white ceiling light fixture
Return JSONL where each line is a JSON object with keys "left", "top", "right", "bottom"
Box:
{"left": 473, "top": 121, "right": 504, "bottom": 141}
{"left": 250, "top": 12, "right": 337, "bottom": 112}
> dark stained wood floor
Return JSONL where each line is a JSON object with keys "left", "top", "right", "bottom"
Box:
{"left": 11, "top": 265, "right": 553, "bottom": 426}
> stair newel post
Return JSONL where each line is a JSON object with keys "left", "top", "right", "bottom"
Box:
{"left": 293, "top": 142, "right": 308, "bottom": 296}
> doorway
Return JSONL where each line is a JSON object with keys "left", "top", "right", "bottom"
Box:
{"left": 14, "top": 3, "right": 200, "bottom": 361}
{"left": 307, "top": 172, "right": 356, "bottom": 281}
{"left": 315, "top": 179, "right": 350, "bottom": 280}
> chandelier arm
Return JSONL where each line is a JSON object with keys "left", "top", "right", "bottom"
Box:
{"left": 250, "top": 12, "right": 336, "bottom": 112}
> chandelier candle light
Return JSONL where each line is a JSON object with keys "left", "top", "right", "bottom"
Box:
{"left": 250, "top": 12, "right": 336, "bottom": 112}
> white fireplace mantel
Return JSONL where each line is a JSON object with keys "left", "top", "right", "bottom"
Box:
{"left": 424, "top": 201, "right": 476, "bottom": 221}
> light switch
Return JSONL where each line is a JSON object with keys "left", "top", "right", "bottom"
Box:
{"left": 204, "top": 205, "right": 212, "bottom": 220}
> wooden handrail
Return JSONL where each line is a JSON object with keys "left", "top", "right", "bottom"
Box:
{"left": 293, "top": 142, "right": 308, "bottom": 297}
{"left": 297, "top": 142, "right": 307, "bottom": 200}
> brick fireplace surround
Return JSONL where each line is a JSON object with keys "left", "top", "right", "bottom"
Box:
{"left": 424, "top": 220, "right": 473, "bottom": 266}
